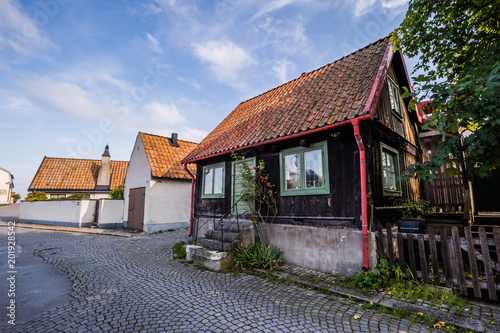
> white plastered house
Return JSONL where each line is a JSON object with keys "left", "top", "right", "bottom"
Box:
{"left": 123, "top": 132, "right": 197, "bottom": 232}
{"left": 0, "top": 168, "right": 14, "bottom": 204}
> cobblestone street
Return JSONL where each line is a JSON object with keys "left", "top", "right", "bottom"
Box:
{"left": 0, "top": 226, "right": 442, "bottom": 332}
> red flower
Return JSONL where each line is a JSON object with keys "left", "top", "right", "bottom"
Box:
{"left": 253, "top": 166, "right": 258, "bottom": 171}
{"left": 260, "top": 176, "right": 264, "bottom": 179}
{"left": 266, "top": 182, "right": 269, "bottom": 186}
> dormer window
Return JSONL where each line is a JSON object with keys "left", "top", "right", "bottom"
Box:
{"left": 387, "top": 76, "right": 402, "bottom": 118}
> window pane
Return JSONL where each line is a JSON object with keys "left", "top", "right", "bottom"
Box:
{"left": 204, "top": 168, "right": 213, "bottom": 195}
{"left": 382, "top": 150, "right": 397, "bottom": 190}
{"left": 213, "top": 167, "right": 223, "bottom": 194}
{"left": 304, "top": 149, "right": 323, "bottom": 188}
{"left": 285, "top": 153, "right": 301, "bottom": 190}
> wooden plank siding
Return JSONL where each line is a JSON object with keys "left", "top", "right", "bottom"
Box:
{"left": 376, "top": 223, "right": 500, "bottom": 301}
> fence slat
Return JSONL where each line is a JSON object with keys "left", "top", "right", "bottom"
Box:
{"left": 377, "top": 223, "right": 385, "bottom": 261}
{"left": 407, "top": 234, "right": 417, "bottom": 279}
{"left": 417, "top": 234, "right": 429, "bottom": 283}
{"left": 397, "top": 233, "right": 406, "bottom": 273}
{"left": 494, "top": 228, "right": 500, "bottom": 272}
{"left": 452, "top": 226, "right": 467, "bottom": 295}
{"left": 386, "top": 223, "right": 395, "bottom": 267}
{"left": 479, "top": 227, "right": 497, "bottom": 301}
{"left": 465, "top": 226, "right": 483, "bottom": 298}
{"left": 427, "top": 227, "right": 440, "bottom": 285}
{"left": 440, "top": 227, "right": 454, "bottom": 288}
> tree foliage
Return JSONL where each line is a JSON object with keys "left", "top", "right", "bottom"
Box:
{"left": 109, "top": 185, "right": 124, "bottom": 199}
{"left": 24, "top": 191, "right": 48, "bottom": 201}
{"left": 392, "top": 0, "right": 500, "bottom": 179}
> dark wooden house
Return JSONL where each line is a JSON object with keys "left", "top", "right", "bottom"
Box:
{"left": 183, "top": 38, "right": 423, "bottom": 275}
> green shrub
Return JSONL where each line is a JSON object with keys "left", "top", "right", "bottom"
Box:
{"left": 24, "top": 192, "right": 48, "bottom": 201}
{"left": 11, "top": 193, "right": 20, "bottom": 203}
{"left": 65, "top": 193, "right": 90, "bottom": 200}
{"left": 234, "top": 241, "right": 283, "bottom": 271}
{"left": 172, "top": 241, "right": 187, "bottom": 259}
{"left": 109, "top": 185, "right": 124, "bottom": 199}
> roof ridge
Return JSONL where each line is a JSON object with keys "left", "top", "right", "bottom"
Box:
{"left": 139, "top": 131, "right": 198, "bottom": 145}
{"left": 235, "top": 36, "right": 390, "bottom": 107}
{"left": 43, "top": 156, "right": 129, "bottom": 163}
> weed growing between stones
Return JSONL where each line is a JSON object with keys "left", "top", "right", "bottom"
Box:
{"left": 234, "top": 239, "right": 283, "bottom": 271}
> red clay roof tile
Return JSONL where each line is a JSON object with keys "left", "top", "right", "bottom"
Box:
{"left": 29, "top": 158, "right": 128, "bottom": 191}
{"left": 183, "top": 38, "right": 390, "bottom": 162}
{"left": 140, "top": 132, "right": 197, "bottom": 180}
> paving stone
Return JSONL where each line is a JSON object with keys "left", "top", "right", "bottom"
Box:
{"left": 0, "top": 227, "right": 450, "bottom": 332}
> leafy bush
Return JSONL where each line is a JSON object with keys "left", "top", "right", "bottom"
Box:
{"left": 353, "top": 259, "right": 398, "bottom": 291}
{"left": 234, "top": 241, "right": 283, "bottom": 271}
{"left": 11, "top": 193, "right": 20, "bottom": 203}
{"left": 24, "top": 192, "right": 48, "bottom": 201}
{"left": 109, "top": 185, "right": 124, "bottom": 199}
{"left": 65, "top": 193, "right": 90, "bottom": 200}
{"left": 391, "top": 198, "right": 434, "bottom": 218}
{"left": 172, "top": 241, "right": 188, "bottom": 259}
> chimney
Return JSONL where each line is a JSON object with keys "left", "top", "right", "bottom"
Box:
{"left": 169, "top": 133, "right": 179, "bottom": 147}
{"left": 96, "top": 144, "right": 111, "bottom": 190}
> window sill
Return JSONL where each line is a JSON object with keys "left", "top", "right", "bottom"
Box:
{"left": 383, "top": 190, "right": 402, "bottom": 197}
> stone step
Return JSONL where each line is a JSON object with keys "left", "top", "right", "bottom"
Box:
{"left": 214, "top": 219, "right": 252, "bottom": 232}
{"left": 206, "top": 229, "right": 240, "bottom": 242}
{"left": 197, "top": 237, "right": 236, "bottom": 251}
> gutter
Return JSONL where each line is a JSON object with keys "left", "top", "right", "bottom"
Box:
{"left": 183, "top": 163, "right": 196, "bottom": 237}
{"left": 351, "top": 116, "right": 370, "bottom": 271}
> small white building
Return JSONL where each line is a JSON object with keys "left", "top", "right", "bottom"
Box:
{"left": 0, "top": 168, "right": 14, "bottom": 204}
{"left": 123, "top": 132, "right": 197, "bottom": 232}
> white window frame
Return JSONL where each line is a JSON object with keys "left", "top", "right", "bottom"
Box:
{"left": 202, "top": 162, "right": 225, "bottom": 199}
{"left": 381, "top": 143, "right": 402, "bottom": 196}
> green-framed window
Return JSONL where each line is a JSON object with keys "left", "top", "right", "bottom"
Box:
{"left": 279, "top": 141, "right": 330, "bottom": 196}
{"left": 387, "top": 76, "right": 402, "bottom": 118}
{"left": 381, "top": 143, "right": 402, "bottom": 196}
{"left": 202, "top": 162, "right": 225, "bottom": 198}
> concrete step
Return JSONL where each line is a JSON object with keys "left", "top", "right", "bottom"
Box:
{"left": 185, "top": 245, "right": 235, "bottom": 271}
{"left": 214, "top": 218, "right": 252, "bottom": 232}
{"left": 197, "top": 237, "right": 236, "bottom": 251}
{"left": 206, "top": 229, "right": 240, "bottom": 242}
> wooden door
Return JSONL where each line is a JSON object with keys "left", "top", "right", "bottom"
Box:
{"left": 473, "top": 169, "right": 500, "bottom": 213}
{"left": 128, "top": 187, "right": 145, "bottom": 230}
{"left": 232, "top": 158, "right": 255, "bottom": 214}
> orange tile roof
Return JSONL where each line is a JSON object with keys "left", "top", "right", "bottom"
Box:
{"left": 140, "top": 132, "right": 197, "bottom": 180}
{"left": 29, "top": 157, "right": 129, "bottom": 191}
{"left": 184, "top": 38, "right": 390, "bottom": 162}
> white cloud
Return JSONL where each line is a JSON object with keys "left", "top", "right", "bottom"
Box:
{"left": 192, "top": 39, "right": 256, "bottom": 84}
{"left": 382, "top": 0, "right": 409, "bottom": 8}
{"left": 19, "top": 76, "right": 104, "bottom": 119}
{"left": 0, "top": 0, "right": 55, "bottom": 58}
{"left": 0, "top": 89, "right": 36, "bottom": 114}
{"left": 142, "top": 2, "right": 163, "bottom": 14}
{"left": 180, "top": 126, "right": 208, "bottom": 143}
{"left": 144, "top": 101, "right": 186, "bottom": 125}
{"left": 145, "top": 33, "right": 163, "bottom": 53}
{"left": 131, "top": 32, "right": 163, "bottom": 54}
{"left": 272, "top": 60, "right": 297, "bottom": 83}
{"left": 252, "top": 0, "right": 304, "bottom": 19}
{"left": 352, "top": 0, "right": 377, "bottom": 17}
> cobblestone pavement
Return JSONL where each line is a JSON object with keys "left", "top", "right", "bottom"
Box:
{"left": 0, "top": 227, "right": 445, "bottom": 332}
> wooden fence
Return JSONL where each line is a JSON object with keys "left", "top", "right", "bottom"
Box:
{"left": 422, "top": 163, "right": 465, "bottom": 213}
{"left": 376, "top": 223, "right": 500, "bottom": 301}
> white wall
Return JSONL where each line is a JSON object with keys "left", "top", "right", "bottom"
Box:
{"left": 19, "top": 200, "right": 97, "bottom": 227}
{"left": 147, "top": 179, "right": 191, "bottom": 230}
{"left": 98, "top": 199, "right": 124, "bottom": 228}
{"left": 123, "top": 134, "right": 151, "bottom": 226}
{"left": 0, "top": 168, "right": 13, "bottom": 204}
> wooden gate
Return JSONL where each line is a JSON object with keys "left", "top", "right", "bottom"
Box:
{"left": 128, "top": 187, "right": 145, "bottom": 230}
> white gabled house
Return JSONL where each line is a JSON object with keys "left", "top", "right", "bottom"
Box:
{"left": 123, "top": 132, "right": 197, "bottom": 232}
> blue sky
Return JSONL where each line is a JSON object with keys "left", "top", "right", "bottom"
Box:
{"left": 0, "top": 0, "right": 414, "bottom": 198}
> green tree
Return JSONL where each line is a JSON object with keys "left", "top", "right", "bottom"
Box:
{"left": 11, "top": 193, "right": 21, "bottom": 203}
{"left": 25, "top": 192, "right": 48, "bottom": 201}
{"left": 109, "top": 185, "right": 124, "bottom": 199}
{"left": 392, "top": 0, "right": 500, "bottom": 179}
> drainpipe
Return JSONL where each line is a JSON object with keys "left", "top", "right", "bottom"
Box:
{"left": 351, "top": 115, "right": 371, "bottom": 271}
{"left": 184, "top": 162, "right": 195, "bottom": 237}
